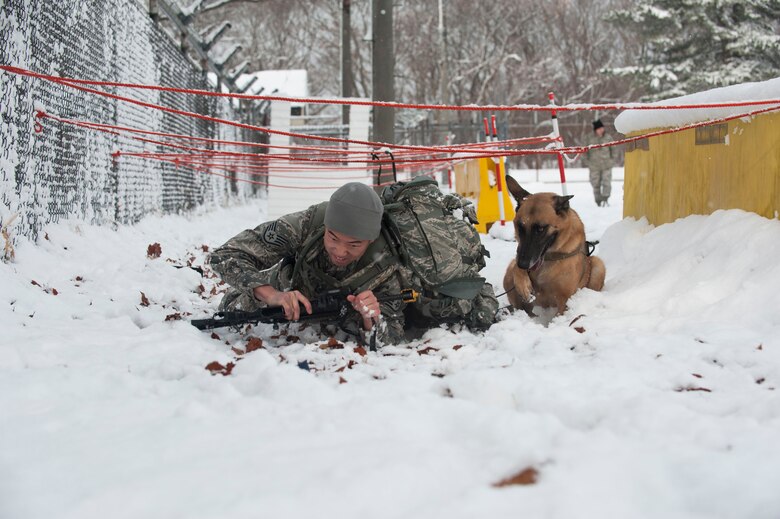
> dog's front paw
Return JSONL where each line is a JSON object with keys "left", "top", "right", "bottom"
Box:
{"left": 514, "top": 273, "right": 534, "bottom": 302}
{"left": 506, "top": 268, "right": 534, "bottom": 306}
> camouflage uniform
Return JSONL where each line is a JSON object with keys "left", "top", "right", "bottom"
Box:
{"left": 584, "top": 131, "right": 614, "bottom": 205}
{"left": 209, "top": 202, "right": 406, "bottom": 345}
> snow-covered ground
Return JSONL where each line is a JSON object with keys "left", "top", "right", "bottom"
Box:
{"left": 2, "top": 168, "right": 780, "bottom": 519}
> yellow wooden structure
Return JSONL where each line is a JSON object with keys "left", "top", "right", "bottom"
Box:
{"left": 454, "top": 157, "right": 515, "bottom": 233}
{"left": 624, "top": 111, "right": 780, "bottom": 225}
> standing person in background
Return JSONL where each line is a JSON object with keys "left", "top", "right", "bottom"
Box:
{"left": 583, "top": 119, "right": 615, "bottom": 207}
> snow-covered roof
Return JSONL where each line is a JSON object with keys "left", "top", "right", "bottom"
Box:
{"left": 614, "top": 77, "right": 780, "bottom": 135}
{"left": 235, "top": 69, "right": 308, "bottom": 104}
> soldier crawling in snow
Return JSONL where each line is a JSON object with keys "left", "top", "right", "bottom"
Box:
{"left": 209, "top": 181, "right": 498, "bottom": 346}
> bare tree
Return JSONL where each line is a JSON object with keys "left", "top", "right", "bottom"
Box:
{"left": 190, "top": 0, "right": 644, "bottom": 148}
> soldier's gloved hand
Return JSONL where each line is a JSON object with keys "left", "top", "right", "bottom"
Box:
{"left": 347, "top": 290, "right": 381, "bottom": 325}
{"left": 253, "top": 285, "right": 312, "bottom": 321}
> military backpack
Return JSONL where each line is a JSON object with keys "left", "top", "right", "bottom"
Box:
{"left": 293, "top": 177, "right": 498, "bottom": 329}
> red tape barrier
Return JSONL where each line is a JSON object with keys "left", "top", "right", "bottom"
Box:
{"left": 8, "top": 64, "right": 780, "bottom": 189}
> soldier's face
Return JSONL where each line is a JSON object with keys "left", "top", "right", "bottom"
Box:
{"left": 324, "top": 228, "right": 372, "bottom": 267}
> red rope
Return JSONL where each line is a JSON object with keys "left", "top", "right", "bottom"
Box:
{"left": 36, "top": 101, "right": 780, "bottom": 169}
{"left": 4, "top": 64, "right": 780, "bottom": 112}
{"left": 36, "top": 109, "right": 554, "bottom": 158}
{"left": 145, "top": 153, "right": 446, "bottom": 189}
{"left": 19, "top": 63, "right": 780, "bottom": 191}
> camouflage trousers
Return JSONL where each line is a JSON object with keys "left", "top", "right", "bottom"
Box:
{"left": 410, "top": 282, "right": 499, "bottom": 331}
{"left": 589, "top": 168, "right": 612, "bottom": 205}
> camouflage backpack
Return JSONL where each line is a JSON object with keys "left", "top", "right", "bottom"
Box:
{"left": 292, "top": 177, "right": 498, "bottom": 330}
{"left": 379, "top": 177, "right": 498, "bottom": 329}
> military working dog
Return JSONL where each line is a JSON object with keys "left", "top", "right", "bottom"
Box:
{"left": 502, "top": 175, "right": 605, "bottom": 316}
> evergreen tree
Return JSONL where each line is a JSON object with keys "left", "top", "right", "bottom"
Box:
{"left": 606, "top": 0, "right": 780, "bottom": 99}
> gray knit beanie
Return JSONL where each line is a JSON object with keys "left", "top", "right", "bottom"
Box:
{"left": 324, "top": 182, "right": 383, "bottom": 240}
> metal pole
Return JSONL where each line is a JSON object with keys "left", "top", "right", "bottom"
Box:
{"left": 341, "top": 0, "right": 352, "bottom": 126}
{"left": 548, "top": 91, "right": 568, "bottom": 196}
{"left": 437, "top": 0, "right": 451, "bottom": 130}
{"left": 372, "top": 0, "right": 395, "bottom": 188}
{"left": 491, "top": 115, "right": 506, "bottom": 226}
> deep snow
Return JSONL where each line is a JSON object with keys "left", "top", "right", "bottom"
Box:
{"left": 2, "top": 168, "right": 780, "bottom": 519}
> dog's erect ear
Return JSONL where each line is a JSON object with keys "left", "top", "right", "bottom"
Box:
{"left": 505, "top": 175, "right": 531, "bottom": 205}
{"left": 554, "top": 195, "right": 574, "bottom": 215}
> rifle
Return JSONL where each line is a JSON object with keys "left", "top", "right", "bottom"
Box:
{"left": 191, "top": 288, "right": 419, "bottom": 331}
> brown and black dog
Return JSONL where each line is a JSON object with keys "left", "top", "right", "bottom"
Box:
{"left": 502, "top": 175, "right": 605, "bottom": 316}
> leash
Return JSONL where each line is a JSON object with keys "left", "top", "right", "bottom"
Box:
{"left": 494, "top": 285, "right": 516, "bottom": 299}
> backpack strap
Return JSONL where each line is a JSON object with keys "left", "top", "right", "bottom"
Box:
{"left": 291, "top": 202, "right": 329, "bottom": 287}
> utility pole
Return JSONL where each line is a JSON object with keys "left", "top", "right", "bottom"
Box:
{"left": 341, "top": 0, "right": 352, "bottom": 126}
{"left": 437, "top": 0, "right": 451, "bottom": 130}
{"left": 372, "top": 0, "right": 395, "bottom": 187}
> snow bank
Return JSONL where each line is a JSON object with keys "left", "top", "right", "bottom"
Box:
{"left": 614, "top": 77, "right": 780, "bottom": 134}
{"left": 2, "top": 179, "right": 780, "bottom": 519}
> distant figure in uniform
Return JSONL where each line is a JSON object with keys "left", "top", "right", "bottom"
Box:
{"left": 583, "top": 119, "right": 615, "bottom": 207}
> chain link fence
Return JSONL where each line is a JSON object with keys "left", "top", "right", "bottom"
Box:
{"left": 1, "top": 0, "right": 263, "bottom": 244}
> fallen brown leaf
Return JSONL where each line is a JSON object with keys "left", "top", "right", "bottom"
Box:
{"left": 574, "top": 326, "right": 585, "bottom": 333}
{"left": 417, "top": 346, "right": 439, "bottom": 356}
{"left": 335, "top": 360, "right": 357, "bottom": 372}
{"left": 205, "top": 361, "right": 234, "bottom": 376}
{"left": 675, "top": 386, "right": 712, "bottom": 393}
{"left": 147, "top": 243, "right": 162, "bottom": 259}
{"left": 320, "top": 337, "right": 344, "bottom": 350}
{"left": 339, "top": 376, "right": 348, "bottom": 384}
{"left": 354, "top": 346, "right": 367, "bottom": 357}
{"left": 246, "top": 337, "right": 264, "bottom": 353}
{"left": 493, "top": 467, "right": 539, "bottom": 487}
{"left": 569, "top": 314, "right": 585, "bottom": 327}
{"left": 210, "top": 332, "right": 221, "bottom": 340}
{"left": 140, "top": 292, "right": 150, "bottom": 307}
